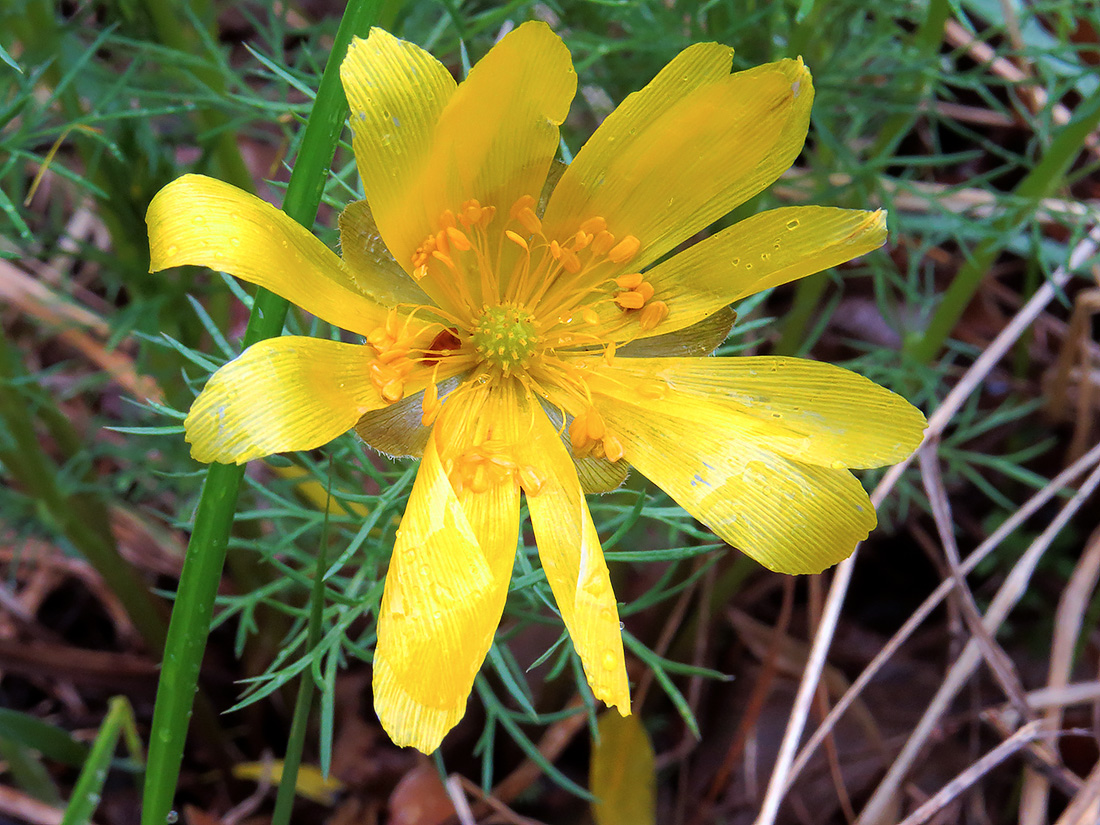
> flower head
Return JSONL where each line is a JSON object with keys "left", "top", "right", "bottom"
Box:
{"left": 147, "top": 23, "right": 926, "bottom": 753}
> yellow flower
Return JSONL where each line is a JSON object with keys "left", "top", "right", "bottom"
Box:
{"left": 147, "top": 23, "right": 926, "bottom": 754}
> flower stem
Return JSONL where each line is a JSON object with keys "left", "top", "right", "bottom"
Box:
{"left": 270, "top": 471, "right": 333, "bottom": 825}
{"left": 140, "top": 4, "right": 385, "bottom": 823}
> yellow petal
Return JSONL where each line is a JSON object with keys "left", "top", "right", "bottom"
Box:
{"left": 586, "top": 356, "right": 926, "bottom": 470}
{"left": 341, "top": 28, "right": 456, "bottom": 275}
{"left": 590, "top": 713, "right": 656, "bottom": 825}
{"left": 232, "top": 761, "right": 344, "bottom": 805}
{"left": 147, "top": 175, "right": 388, "bottom": 336}
{"left": 583, "top": 368, "right": 881, "bottom": 574}
{"left": 542, "top": 52, "right": 812, "bottom": 270}
{"left": 516, "top": 399, "right": 630, "bottom": 713}
{"left": 343, "top": 24, "right": 575, "bottom": 282}
{"left": 185, "top": 336, "right": 413, "bottom": 464}
{"left": 631, "top": 207, "right": 886, "bottom": 340}
{"left": 373, "top": 381, "right": 522, "bottom": 753}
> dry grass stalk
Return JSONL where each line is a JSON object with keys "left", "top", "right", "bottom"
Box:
{"left": 754, "top": 225, "right": 1100, "bottom": 825}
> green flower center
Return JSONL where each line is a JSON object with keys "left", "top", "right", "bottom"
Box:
{"left": 471, "top": 304, "right": 537, "bottom": 372}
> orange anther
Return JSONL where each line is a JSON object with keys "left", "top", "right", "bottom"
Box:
{"left": 460, "top": 199, "right": 483, "bottom": 226}
{"left": 505, "top": 230, "right": 529, "bottom": 251}
{"left": 519, "top": 465, "right": 544, "bottom": 496}
{"left": 446, "top": 225, "right": 472, "bottom": 251}
{"left": 381, "top": 378, "right": 404, "bottom": 403}
{"left": 638, "top": 300, "right": 669, "bottom": 331}
{"left": 549, "top": 240, "right": 562, "bottom": 260}
{"left": 479, "top": 205, "right": 497, "bottom": 228}
{"left": 614, "top": 290, "right": 645, "bottom": 310}
{"left": 509, "top": 194, "right": 536, "bottom": 219}
{"left": 608, "top": 234, "right": 641, "bottom": 263}
{"left": 434, "top": 228, "right": 450, "bottom": 254}
{"left": 586, "top": 408, "right": 606, "bottom": 441}
{"left": 580, "top": 216, "right": 607, "bottom": 235}
{"left": 603, "top": 434, "right": 624, "bottom": 463}
{"left": 439, "top": 209, "right": 456, "bottom": 229}
{"left": 517, "top": 207, "right": 542, "bottom": 235}
{"left": 582, "top": 308, "right": 601, "bottom": 326}
{"left": 431, "top": 250, "right": 457, "bottom": 271}
{"left": 591, "top": 230, "right": 615, "bottom": 256}
{"left": 569, "top": 412, "right": 590, "bottom": 454}
{"left": 615, "top": 272, "right": 644, "bottom": 290}
{"left": 367, "top": 327, "right": 390, "bottom": 348}
{"left": 636, "top": 281, "right": 655, "bottom": 302}
{"left": 573, "top": 231, "right": 592, "bottom": 250}
{"left": 603, "top": 341, "right": 617, "bottom": 364}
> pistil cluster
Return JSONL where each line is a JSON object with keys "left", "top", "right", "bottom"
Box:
{"left": 370, "top": 191, "right": 670, "bottom": 490}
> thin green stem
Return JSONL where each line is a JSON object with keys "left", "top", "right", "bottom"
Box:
{"left": 906, "top": 88, "right": 1100, "bottom": 364}
{"left": 140, "top": 3, "right": 385, "bottom": 824}
{"left": 270, "top": 469, "right": 333, "bottom": 825}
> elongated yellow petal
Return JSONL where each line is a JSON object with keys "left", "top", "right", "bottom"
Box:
{"left": 517, "top": 400, "right": 630, "bottom": 713}
{"left": 342, "top": 24, "right": 575, "bottom": 285}
{"left": 373, "top": 382, "right": 522, "bottom": 753}
{"left": 583, "top": 372, "right": 881, "bottom": 574}
{"left": 147, "top": 175, "right": 388, "bottom": 336}
{"left": 342, "top": 28, "right": 456, "bottom": 275}
{"left": 185, "top": 337, "right": 417, "bottom": 464}
{"left": 423, "top": 22, "right": 574, "bottom": 241}
{"left": 627, "top": 207, "right": 886, "bottom": 341}
{"left": 542, "top": 52, "right": 812, "bottom": 271}
{"left": 584, "top": 356, "right": 926, "bottom": 470}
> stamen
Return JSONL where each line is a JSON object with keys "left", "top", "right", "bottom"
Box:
{"left": 614, "top": 291, "right": 645, "bottom": 310}
{"left": 638, "top": 300, "right": 669, "bottom": 331}
{"left": 608, "top": 235, "right": 641, "bottom": 264}
{"left": 446, "top": 226, "right": 472, "bottom": 251}
{"left": 505, "top": 230, "right": 529, "bottom": 251}
{"left": 615, "top": 272, "right": 644, "bottom": 290}
{"left": 579, "top": 216, "right": 607, "bottom": 235}
{"left": 590, "top": 230, "right": 615, "bottom": 256}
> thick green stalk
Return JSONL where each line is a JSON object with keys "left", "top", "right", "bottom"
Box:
{"left": 140, "top": 3, "right": 384, "bottom": 823}
{"left": 906, "top": 88, "right": 1100, "bottom": 364}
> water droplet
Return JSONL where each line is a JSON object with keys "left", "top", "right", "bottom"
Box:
{"left": 760, "top": 253, "right": 769, "bottom": 261}
{"left": 419, "top": 564, "right": 430, "bottom": 577}
{"left": 730, "top": 257, "right": 740, "bottom": 266}
{"left": 166, "top": 811, "right": 179, "bottom": 824}
{"left": 230, "top": 237, "right": 241, "bottom": 247}
{"left": 601, "top": 651, "right": 617, "bottom": 670}
{"left": 192, "top": 215, "right": 204, "bottom": 225}
{"left": 166, "top": 244, "right": 178, "bottom": 256}
{"left": 786, "top": 219, "right": 800, "bottom": 230}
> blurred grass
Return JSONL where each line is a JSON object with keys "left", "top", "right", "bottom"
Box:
{"left": 2, "top": 0, "right": 1099, "bottom": 822}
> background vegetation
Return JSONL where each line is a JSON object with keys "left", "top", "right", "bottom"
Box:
{"left": 1, "top": 0, "right": 1099, "bottom": 823}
